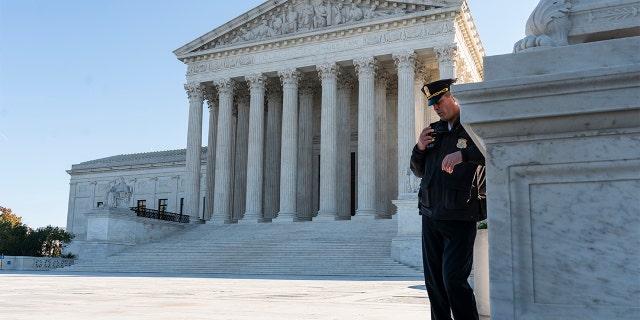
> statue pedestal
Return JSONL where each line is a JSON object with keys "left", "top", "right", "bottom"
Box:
{"left": 70, "top": 208, "right": 191, "bottom": 262}
{"left": 391, "top": 193, "right": 422, "bottom": 269}
{"left": 455, "top": 36, "right": 640, "bottom": 320}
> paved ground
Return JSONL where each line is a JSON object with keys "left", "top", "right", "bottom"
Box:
{"left": 0, "top": 271, "right": 430, "bottom": 320}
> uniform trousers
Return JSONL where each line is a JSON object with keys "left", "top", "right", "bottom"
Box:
{"left": 422, "top": 214, "right": 478, "bottom": 320}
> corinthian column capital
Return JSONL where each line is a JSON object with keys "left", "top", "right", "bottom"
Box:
{"left": 392, "top": 51, "right": 417, "bottom": 71}
{"left": 184, "top": 82, "right": 205, "bottom": 102}
{"left": 354, "top": 56, "right": 378, "bottom": 78}
{"left": 376, "top": 70, "right": 390, "bottom": 87}
{"left": 266, "top": 78, "right": 283, "bottom": 101}
{"left": 316, "top": 63, "right": 341, "bottom": 83}
{"left": 246, "top": 73, "right": 267, "bottom": 91}
{"left": 214, "top": 78, "right": 236, "bottom": 95}
{"left": 434, "top": 44, "right": 458, "bottom": 65}
{"left": 203, "top": 86, "right": 219, "bottom": 108}
{"left": 278, "top": 69, "right": 301, "bottom": 88}
{"left": 337, "top": 73, "right": 356, "bottom": 91}
{"left": 299, "top": 77, "right": 318, "bottom": 96}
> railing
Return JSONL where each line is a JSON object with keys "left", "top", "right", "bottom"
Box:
{"left": 130, "top": 207, "right": 190, "bottom": 224}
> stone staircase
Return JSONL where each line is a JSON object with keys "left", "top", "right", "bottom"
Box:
{"left": 61, "top": 218, "right": 423, "bottom": 278}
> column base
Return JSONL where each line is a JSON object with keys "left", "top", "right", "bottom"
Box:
{"left": 273, "top": 212, "right": 296, "bottom": 223}
{"left": 315, "top": 210, "right": 338, "bottom": 221}
{"left": 313, "top": 214, "right": 338, "bottom": 222}
{"left": 351, "top": 214, "right": 376, "bottom": 221}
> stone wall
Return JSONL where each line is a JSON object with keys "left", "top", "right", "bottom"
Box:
{"left": 0, "top": 256, "right": 75, "bottom": 271}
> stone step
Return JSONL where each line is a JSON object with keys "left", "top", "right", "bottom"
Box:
{"left": 62, "top": 219, "right": 423, "bottom": 277}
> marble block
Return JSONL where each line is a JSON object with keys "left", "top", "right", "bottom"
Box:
{"left": 454, "top": 35, "right": 640, "bottom": 320}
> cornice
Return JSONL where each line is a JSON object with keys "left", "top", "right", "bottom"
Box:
{"left": 454, "top": 0, "right": 485, "bottom": 78}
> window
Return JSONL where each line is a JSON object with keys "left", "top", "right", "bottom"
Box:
{"left": 96, "top": 201, "right": 104, "bottom": 208}
{"left": 158, "top": 199, "right": 168, "bottom": 212}
{"left": 137, "top": 200, "right": 147, "bottom": 209}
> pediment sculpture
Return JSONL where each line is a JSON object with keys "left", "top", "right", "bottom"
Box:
{"left": 198, "top": 0, "right": 422, "bottom": 52}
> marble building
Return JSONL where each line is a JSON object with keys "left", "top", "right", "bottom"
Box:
{"left": 66, "top": 0, "right": 484, "bottom": 238}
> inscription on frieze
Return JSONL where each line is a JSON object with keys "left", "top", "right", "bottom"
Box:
{"left": 187, "top": 21, "right": 453, "bottom": 75}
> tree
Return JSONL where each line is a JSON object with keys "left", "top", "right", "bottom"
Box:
{"left": 0, "top": 206, "right": 30, "bottom": 255}
{"left": 0, "top": 206, "right": 74, "bottom": 257}
{"left": 31, "top": 226, "right": 74, "bottom": 256}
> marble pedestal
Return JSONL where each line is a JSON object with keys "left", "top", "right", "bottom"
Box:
{"left": 455, "top": 36, "right": 640, "bottom": 320}
{"left": 391, "top": 193, "right": 422, "bottom": 269}
{"left": 68, "top": 208, "right": 191, "bottom": 261}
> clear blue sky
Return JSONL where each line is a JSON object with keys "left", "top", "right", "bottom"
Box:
{"left": 0, "top": 0, "right": 539, "bottom": 229}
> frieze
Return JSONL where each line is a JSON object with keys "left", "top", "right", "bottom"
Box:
{"left": 186, "top": 21, "right": 453, "bottom": 76}
{"left": 187, "top": 56, "right": 254, "bottom": 75}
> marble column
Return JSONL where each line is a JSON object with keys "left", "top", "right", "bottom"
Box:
{"left": 233, "top": 89, "right": 250, "bottom": 221}
{"left": 212, "top": 79, "right": 235, "bottom": 224}
{"left": 435, "top": 44, "right": 458, "bottom": 80}
{"left": 392, "top": 51, "right": 417, "bottom": 196}
{"left": 296, "top": 77, "right": 316, "bottom": 221}
{"left": 275, "top": 69, "right": 301, "bottom": 222}
{"left": 242, "top": 74, "right": 267, "bottom": 223}
{"left": 385, "top": 78, "right": 399, "bottom": 213}
{"left": 414, "top": 63, "right": 430, "bottom": 140}
{"left": 66, "top": 182, "right": 77, "bottom": 232}
{"left": 184, "top": 82, "right": 205, "bottom": 222}
{"left": 264, "top": 79, "right": 283, "bottom": 221}
{"left": 204, "top": 88, "right": 218, "bottom": 221}
{"left": 354, "top": 56, "right": 378, "bottom": 218}
{"left": 336, "top": 73, "right": 354, "bottom": 220}
{"left": 374, "top": 71, "right": 389, "bottom": 218}
{"left": 316, "top": 63, "right": 340, "bottom": 220}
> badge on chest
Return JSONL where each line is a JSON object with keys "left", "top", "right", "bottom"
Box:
{"left": 456, "top": 138, "right": 467, "bottom": 149}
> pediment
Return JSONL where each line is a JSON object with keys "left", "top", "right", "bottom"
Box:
{"left": 174, "top": 0, "right": 456, "bottom": 59}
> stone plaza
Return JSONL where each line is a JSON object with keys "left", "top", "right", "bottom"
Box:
{"left": 57, "top": 0, "right": 639, "bottom": 319}
{"left": 1, "top": 271, "right": 430, "bottom": 320}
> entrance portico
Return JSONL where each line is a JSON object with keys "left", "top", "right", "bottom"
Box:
{"left": 174, "top": 0, "right": 484, "bottom": 223}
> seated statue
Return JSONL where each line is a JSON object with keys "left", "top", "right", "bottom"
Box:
{"left": 106, "top": 177, "right": 132, "bottom": 208}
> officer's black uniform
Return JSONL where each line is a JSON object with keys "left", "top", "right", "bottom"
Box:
{"left": 410, "top": 116, "right": 486, "bottom": 320}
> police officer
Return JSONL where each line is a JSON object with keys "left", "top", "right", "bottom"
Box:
{"left": 410, "top": 78, "right": 486, "bottom": 320}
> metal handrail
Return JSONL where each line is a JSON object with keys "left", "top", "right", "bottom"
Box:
{"left": 129, "top": 207, "right": 189, "bottom": 224}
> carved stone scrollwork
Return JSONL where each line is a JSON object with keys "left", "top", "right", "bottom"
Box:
{"left": 204, "top": 86, "right": 219, "bottom": 109}
{"left": 392, "top": 51, "right": 417, "bottom": 71}
{"left": 434, "top": 44, "right": 458, "bottom": 65}
{"left": 316, "top": 63, "right": 341, "bottom": 82}
{"left": 236, "top": 89, "right": 251, "bottom": 106}
{"left": 415, "top": 62, "right": 431, "bottom": 84}
{"left": 299, "top": 76, "right": 318, "bottom": 96}
{"left": 266, "top": 78, "right": 283, "bottom": 100}
{"left": 513, "top": 0, "right": 572, "bottom": 52}
{"left": 213, "top": 78, "right": 236, "bottom": 96}
{"left": 337, "top": 73, "right": 356, "bottom": 91}
{"left": 278, "top": 69, "right": 301, "bottom": 89}
{"left": 246, "top": 73, "right": 267, "bottom": 91}
{"left": 375, "top": 70, "right": 389, "bottom": 86}
{"left": 184, "top": 82, "right": 204, "bottom": 102}
{"left": 354, "top": 56, "right": 378, "bottom": 79}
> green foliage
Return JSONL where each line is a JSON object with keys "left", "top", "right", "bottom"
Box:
{"left": 477, "top": 220, "right": 487, "bottom": 229}
{"left": 0, "top": 206, "right": 74, "bottom": 257}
